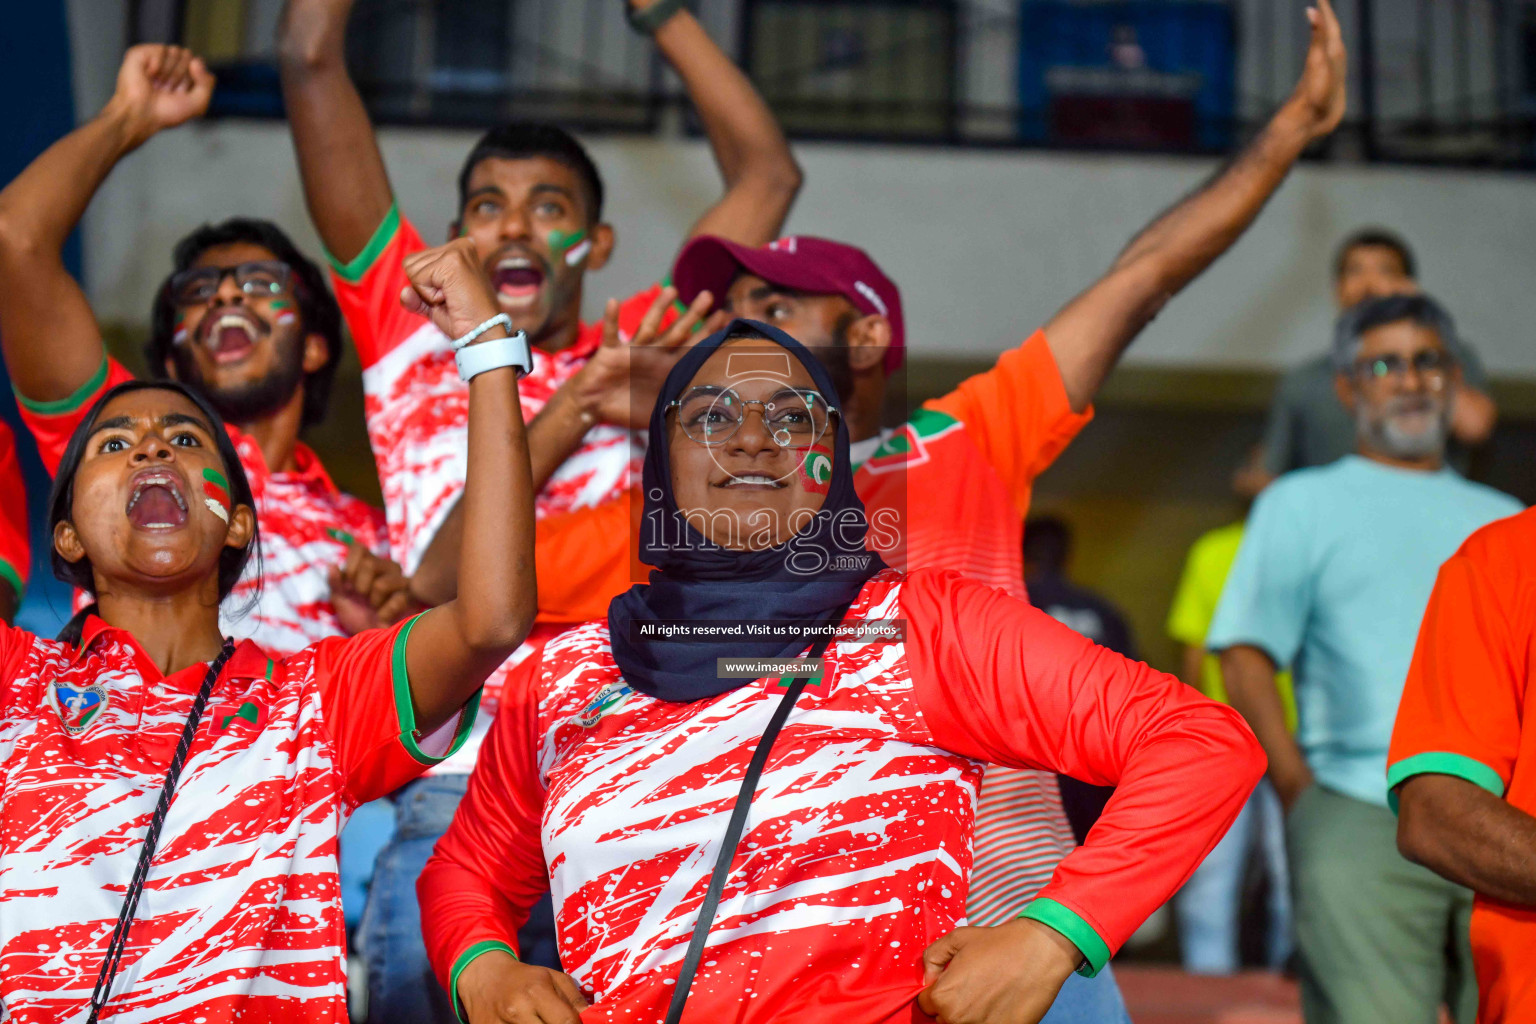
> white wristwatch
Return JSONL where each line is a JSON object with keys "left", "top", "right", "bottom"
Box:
{"left": 456, "top": 328, "right": 534, "bottom": 381}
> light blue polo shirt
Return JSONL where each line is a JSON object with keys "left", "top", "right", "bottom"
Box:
{"left": 1207, "top": 455, "right": 1522, "bottom": 807}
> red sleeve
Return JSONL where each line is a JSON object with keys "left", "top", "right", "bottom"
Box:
{"left": 0, "top": 421, "right": 29, "bottom": 598}
{"left": 0, "top": 621, "right": 40, "bottom": 708}
{"left": 327, "top": 204, "right": 431, "bottom": 369}
{"left": 922, "top": 331, "right": 1093, "bottom": 515}
{"left": 1388, "top": 526, "right": 1529, "bottom": 805}
{"left": 900, "top": 568, "right": 1265, "bottom": 973}
{"left": 308, "top": 613, "right": 482, "bottom": 803}
{"left": 15, "top": 357, "right": 137, "bottom": 475}
{"left": 533, "top": 489, "right": 647, "bottom": 624}
{"left": 420, "top": 650, "right": 548, "bottom": 1003}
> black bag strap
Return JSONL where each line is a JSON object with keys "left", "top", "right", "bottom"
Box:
{"left": 663, "top": 627, "right": 842, "bottom": 1024}
{"left": 87, "top": 639, "right": 233, "bottom": 1023}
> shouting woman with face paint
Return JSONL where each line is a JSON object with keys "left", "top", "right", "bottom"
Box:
{"left": 419, "top": 319, "right": 1267, "bottom": 1024}
{"left": 0, "top": 238, "right": 536, "bottom": 1024}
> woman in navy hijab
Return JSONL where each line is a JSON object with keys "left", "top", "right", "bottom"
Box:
{"left": 421, "top": 319, "right": 1265, "bottom": 1024}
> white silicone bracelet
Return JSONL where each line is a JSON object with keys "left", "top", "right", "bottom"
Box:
{"left": 456, "top": 331, "right": 533, "bottom": 381}
{"left": 452, "top": 313, "right": 515, "bottom": 351}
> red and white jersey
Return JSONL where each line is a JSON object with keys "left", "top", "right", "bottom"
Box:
{"left": 422, "top": 568, "right": 1264, "bottom": 1023}
{"left": 0, "top": 613, "right": 476, "bottom": 1023}
{"left": 17, "top": 358, "right": 388, "bottom": 656}
{"left": 510, "top": 330, "right": 1099, "bottom": 914}
{"left": 328, "top": 205, "right": 669, "bottom": 574}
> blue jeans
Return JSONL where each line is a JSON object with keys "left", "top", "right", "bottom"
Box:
{"left": 1175, "top": 779, "right": 1292, "bottom": 973}
{"left": 358, "top": 775, "right": 558, "bottom": 1024}
{"left": 340, "top": 798, "right": 396, "bottom": 936}
{"left": 1040, "top": 964, "right": 1131, "bottom": 1024}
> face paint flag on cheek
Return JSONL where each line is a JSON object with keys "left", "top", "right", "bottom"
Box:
{"left": 271, "top": 299, "right": 298, "bottom": 327}
{"left": 202, "top": 468, "right": 231, "bottom": 524}
{"left": 549, "top": 228, "right": 592, "bottom": 267}
{"left": 173, "top": 312, "right": 190, "bottom": 347}
{"left": 799, "top": 444, "right": 834, "bottom": 495}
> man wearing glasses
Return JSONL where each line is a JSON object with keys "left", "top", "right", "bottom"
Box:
{"left": 0, "top": 44, "right": 403, "bottom": 654}
{"left": 1209, "top": 294, "right": 1523, "bottom": 1024}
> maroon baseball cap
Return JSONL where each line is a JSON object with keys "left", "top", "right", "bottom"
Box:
{"left": 672, "top": 235, "right": 906, "bottom": 372}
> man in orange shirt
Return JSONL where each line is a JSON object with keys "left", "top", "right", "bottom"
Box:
{"left": 1391, "top": 508, "right": 1536, "bottom": 1024}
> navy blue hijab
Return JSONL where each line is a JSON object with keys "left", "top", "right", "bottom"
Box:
{"left": 607, "top": 318, "right": 886, "bottom": 702}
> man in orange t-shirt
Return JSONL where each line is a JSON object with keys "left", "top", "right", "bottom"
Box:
{"left": 1390, "top": 508, "right": 1536, "bottom": 1024}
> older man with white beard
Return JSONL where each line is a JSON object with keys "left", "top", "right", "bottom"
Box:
{"left": 1206, "top": 293, "right": 1523, "bottom": 1024}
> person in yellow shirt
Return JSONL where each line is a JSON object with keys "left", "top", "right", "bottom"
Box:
{"left": 1167, "top": 517, "right": 1294, "bottom": 974}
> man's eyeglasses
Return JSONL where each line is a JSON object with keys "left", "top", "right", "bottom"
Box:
{"left": 167, "top": 261, "right": 294, "bottom": 306}
{"left": 668, "top": 385, "right": 837, "bottom": 448}
{"left": 1353, "top": 349, "right": 1452, "bottom": 381}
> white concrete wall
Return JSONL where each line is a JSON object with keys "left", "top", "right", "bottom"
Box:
{"left": 64, "top": 0, "right": 1536, "bottom": 377}
{"left": 78, "top": 119, "right": 1536, "bottom": 376}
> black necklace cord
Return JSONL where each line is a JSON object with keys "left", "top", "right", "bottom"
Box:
{"left": 662, "top": 624, "right": 842, "bottom": 1024}
{"left": 86, "top": 638, "right": 234, "bottom": 1023}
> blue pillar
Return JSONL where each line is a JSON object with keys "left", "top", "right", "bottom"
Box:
{"left": 0, "top": 0, "right": 82, "bottom": 633}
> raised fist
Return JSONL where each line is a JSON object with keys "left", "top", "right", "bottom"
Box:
{"left": 401, "top": 238, "right": 506, "bottom": 341}
{"left": 109, "top": 45, "right": 216, "bottom": 145}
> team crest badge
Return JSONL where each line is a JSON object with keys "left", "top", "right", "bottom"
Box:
{"left": 54, "top": 681, "right": 108, "bottom": 735}
{"left": 577, "top": 682, "right": 636, "bottom": 728}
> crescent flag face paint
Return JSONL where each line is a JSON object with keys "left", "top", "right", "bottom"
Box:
{"left": 202, "top": 468, "right": 231, "bottom": 524}
{"left": 549, "top": 228, "right": 592, "bottom": 267}
{"left": 172, "top": 312, "right": 190, "bottom": 346}
{"left": 799, "top": 444, "right": 834, "bottom": 495}
{"left": 270, "top": 299, "right": 298, "bottom": 327}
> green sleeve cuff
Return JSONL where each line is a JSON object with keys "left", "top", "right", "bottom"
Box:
{"left": 326, "top": 202, "right": 400, "bottom": 283}
{"left": 390, "top": 612, "right": 483, "bottom": 766}
{"left": 0, "top": 560, "right": 21, "bottom": 602}
{"left": 1387, "top": 751, "right": 1508, "bottom": 814}
{"left": 14, "top": 357, "right": 110, "bottom": 415}
{"left": 1019, "top": 898, "right": 1112, "bottom": 978}
{"left": 450, "top": 940, "right": 518, "bottom": 1024}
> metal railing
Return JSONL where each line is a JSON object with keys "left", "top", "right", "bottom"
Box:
{"left": 131, "top": 0, "right": 1536, "bottom": 168}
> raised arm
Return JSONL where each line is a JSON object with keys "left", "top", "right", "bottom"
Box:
{"left": 0, "top": 46, "right": 214, "bottom": 402}
{"left": 1044, "top": 0, "right": 1347, "bottom": 412}
{"left": 634, "top": 0, "right": 802, "bottom": 247}
{"left": 397, "top": 240, "right": 537, "bottom": 731}
{"left": 278, "top": 0, "right": 396, "bottom": 264}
